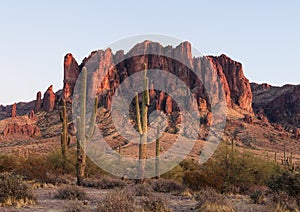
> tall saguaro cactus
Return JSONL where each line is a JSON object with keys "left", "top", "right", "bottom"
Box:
{"left": 135, "top": 63, "right": 149, "bottom": 183}
{"left": 155, "top": 126, "right": 160, "bottom": 179}
{"left": 59, "top": 99, "right": 71, "bottom": 172}
{"left": 76, "top": 67, "right": 98, "bottom": 185}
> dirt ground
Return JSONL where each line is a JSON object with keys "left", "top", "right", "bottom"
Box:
{"left": 0, "top": 182, "right": 273, "bottom": 212}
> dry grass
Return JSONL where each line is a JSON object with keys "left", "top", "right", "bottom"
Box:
{"left": 195, "top": 188, "right": 236, "bottom": 212}
{"left": 96, "top": 189, "right": 137, "bottom": 212}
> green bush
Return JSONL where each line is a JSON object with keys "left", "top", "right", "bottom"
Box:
{"left": 0, "top": 172, "right": 36, "bottom": 207}
{"left": 179, "top": 144, "right": 279, "bottom": 193}
{"left": 55, "top": 185, "right": 86, "bottom": 200}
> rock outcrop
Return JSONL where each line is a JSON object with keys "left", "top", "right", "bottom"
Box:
{"left": 243, "top": 114, "right": 253, "bottom": 124}
{"left": 28, "top": 110, "right": 35, "bottom": 119}
{"left": 42, "top": 85, "right": 56, "bottom": 112}
{"left": 64, "top": 53, "right": 80, "bottom": 98}
{"left": 3, "top": 123, "right": 41, "bottom": 138}
{"left": 34, "top": 91, "right": 42, "bottom": 112}
{"left": 208, "top": 54, "right": 253, "bottom": 112}
{"left": 11, "top": 103, "right": 17, "bottom": 118}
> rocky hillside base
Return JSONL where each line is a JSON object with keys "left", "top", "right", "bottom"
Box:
{"left": 0, "top": 105, "right": 299, "bottom": 167}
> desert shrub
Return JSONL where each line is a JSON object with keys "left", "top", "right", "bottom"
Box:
{"left": 55, "top": 185, "right": 86, "bottom": 200}
{"left": 161, "top": 164, "right": 185, "bottom": 183}
{"left": 0, "top": 172, "right": 36, "bottom": 207}
{"left": 141, "top": 195, "right": 171, "bottom": 212}
{"left": 85, "top": 156, "right": 108, "bottom": 177}
{"left": 250, "top": 190, "right": 267, "bottom": 204}
{"left": 181, "top": 144, "right": 279, "bottom": 193}
{"left": 0, "top": 155, "right": 22, "bottom": 172}
{"left": 17, "top": 155, "right": 49, "bottom": 182}
{"left": 46, "top": 150, "right": 76, "bottom": 175}
{"left": 96, "top": 189, "right": 137, "bottom": 212}
{"left": 47, "top": 149, "right": 107, "bottom": 178}
{"left": 132, "top": 183, "right": 152, "bottom": 196}
{"left": 82, "top": 177, "right": 125, "bottom": 189}
{"left": 45, "top": 174, "right": 71, "bottom": 185}
{"left": 98, "top": 178, "right": 126, "bottom": 189}
{"left": 268, "top": 170, "right": 300, "bottom": 197}
{"left": 226, "top": 151, "right": 279, "bottom": 192}
{"left": 183, "top": 165, "right": 225, "bottom": 191}
{"left": 161, "top": 159, "right": 199, "bottom": 183}
{"left": 64, "top": 200, "right": 87, "bottom": 212}
{"left": 151, "top": 179, "right": 184, "bottom": 194}
{"left": 195, "top": 188, "right": 236, "bottom": 212}
{"left": 271, "top": 191, "right": 299, "bottom": 211}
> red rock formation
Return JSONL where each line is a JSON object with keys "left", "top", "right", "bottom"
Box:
{"left": 63, "top": 82, "right": 71, "bottom": 99}
{"left": 157, "top": 92, "right": 165, "bottom": 111}
{"left": 206, "top": 112, "right": 213, "bottom": 126}
{"left": 42, "top": 85, "right": 56, "bottom": 112}
{"left": 293, "top": 127, "right": 300, "bottom": 139}
{"left": 64, "top": 53, "right": 80, "bottom": 95}
{"left": 28, "top": 110, "right": 35, "bottom": 119}
{"left": 34, "top": 91, "right": 42, "bottom": 112}
{"left": 11, "top": 103, "right": 17, "bottom": 118}
{"left": 3, "top": 123, "right": 41, "bottom": 138}
{"left": 243, "top": 114, "right": 253, "bottom": 124}
{"left": 63, "top": 41, "right": 253, "bottom": 118}
{"left": 165, "top": 96, "right": 173, "bottom": 114}
{"left": 208, "top": 54, "right": 253, "bottom": 112}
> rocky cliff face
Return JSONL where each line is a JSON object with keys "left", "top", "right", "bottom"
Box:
{"left": 64, "top": 53, "right": 80, "bottom": 99}
{"left": 251, "top": 83, "right": 300, "bottom": 127}
{"left": 207, "top": 55, "right": 253, "bottom": 112}
{"left": 64, "top": 41, "right": 253, "bottom": 116}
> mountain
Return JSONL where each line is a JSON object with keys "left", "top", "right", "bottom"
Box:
{"left": 0, "top": 40, "right": 299, "bottom": 165}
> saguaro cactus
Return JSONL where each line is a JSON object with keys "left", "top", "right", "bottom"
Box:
{"left": 135, "top": 63, "right": 149, "bottom": 183}
{"left": 76, "top": 67, "right": 98, "bottom": 185}
{"left": 59, "top": 99, "right": 71, "bottom": 172}
{"left": 155, "top": 126, "right": 160, "bottom": 179}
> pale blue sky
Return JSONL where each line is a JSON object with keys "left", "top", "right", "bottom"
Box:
{"left": 0, "top": 0, "right": 299, "bottom": 105}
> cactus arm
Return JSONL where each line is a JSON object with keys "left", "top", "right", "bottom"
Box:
{"left": 86, "top": 96, "right": 98, "bottom": 139}
{"left": 135, "top": 92, "right": 143, "bottom": 134}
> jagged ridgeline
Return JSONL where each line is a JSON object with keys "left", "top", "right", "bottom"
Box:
{"left": 63, "top": 41, "right": 252, "bottom": 133}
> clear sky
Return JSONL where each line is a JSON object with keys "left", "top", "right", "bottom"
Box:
{"left": 0, "top": 0, "right": 299, "bottom": 105}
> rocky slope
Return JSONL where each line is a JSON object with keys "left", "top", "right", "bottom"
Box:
{"left": 251, "top": 83, "right": 300, "bottom": 128}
